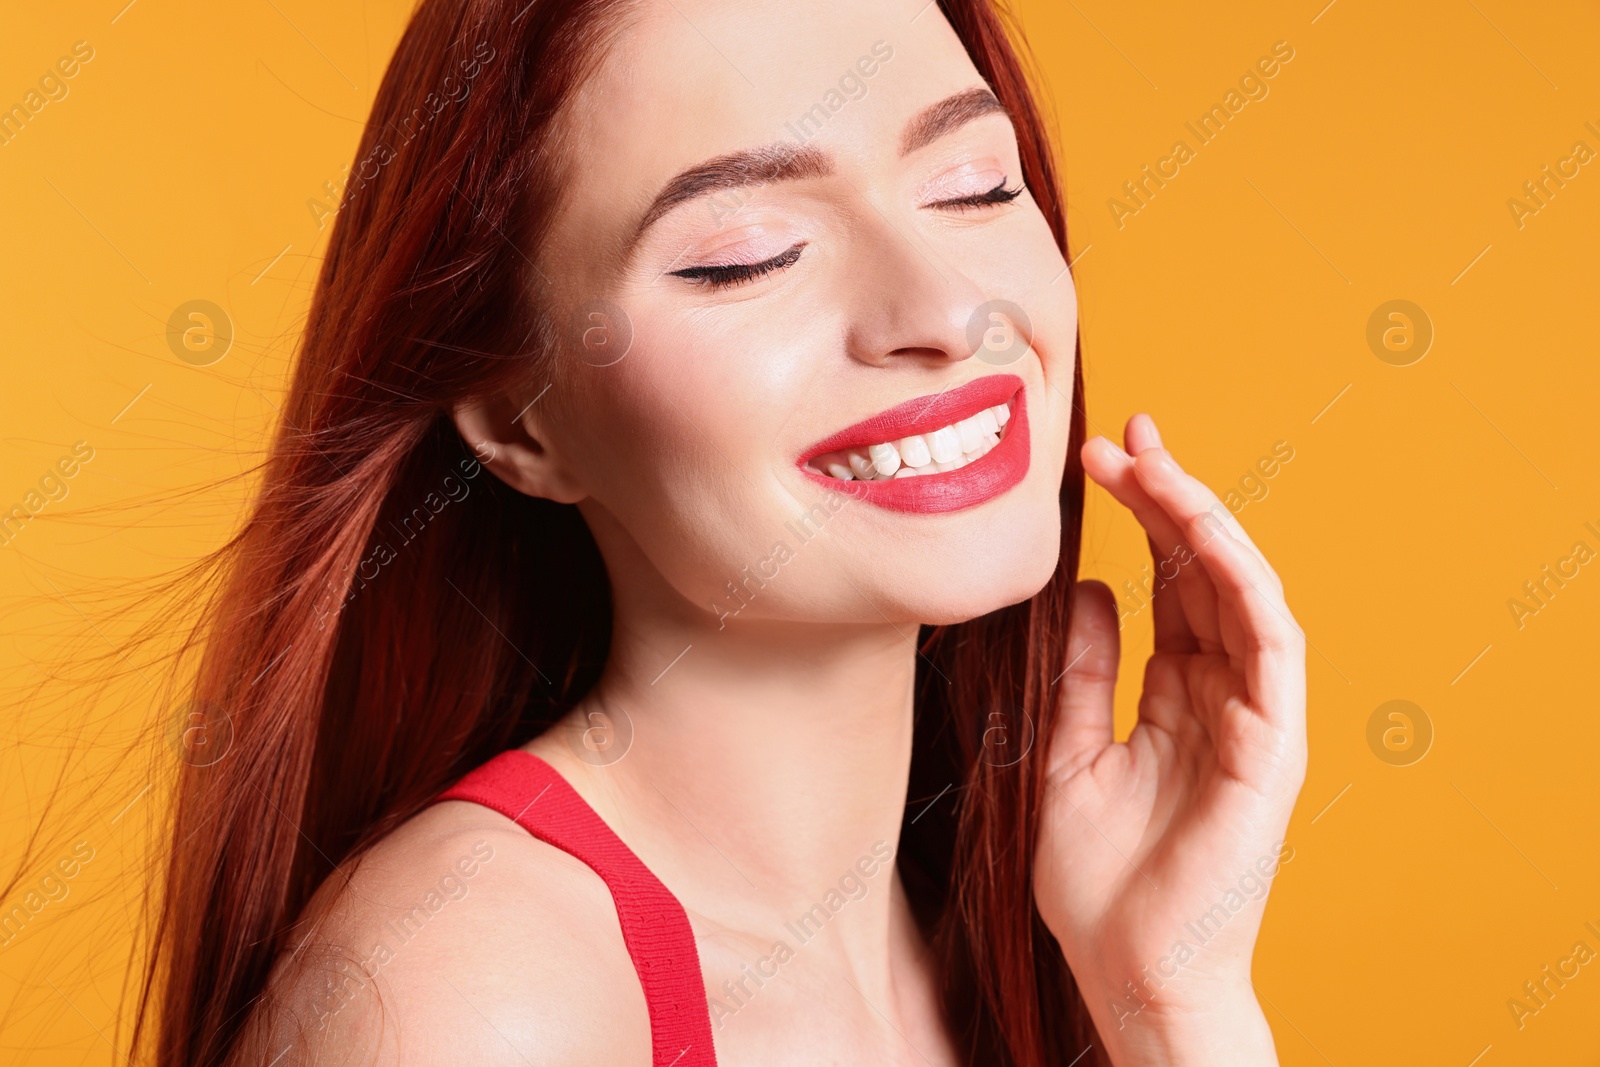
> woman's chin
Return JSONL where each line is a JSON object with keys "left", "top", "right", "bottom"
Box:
{"left": 883, "top": 534, "right": 1065, "bottom": 626}
{"left": 918, "top": 571, "right": 1060, "bottom": 626}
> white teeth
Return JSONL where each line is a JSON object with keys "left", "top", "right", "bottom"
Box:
{"left": 810, "top": 399, "right": 1014, "bottom": 482}
{"left": 867, "top": 441, "right": 901, "bottom": 477}
{"left": 956, "top": 415, "right": 983, "bottom": 453}
{"left": 927, "top": 425, "right": 962, "bottom": 464}
{"left": 897, "top": 434, "right": 932, "bottom": 468}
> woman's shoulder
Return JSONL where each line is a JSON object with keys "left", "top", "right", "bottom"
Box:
{"left": 232, "top": 793, "right": 652, "bottom": 1065}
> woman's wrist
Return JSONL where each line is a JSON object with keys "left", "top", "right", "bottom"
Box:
{"left": 1080, "top": 984, "right": 1277, "bottom": 1067}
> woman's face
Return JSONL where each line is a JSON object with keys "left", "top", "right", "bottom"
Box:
{"left": 525, "top": 0, "right": 1078, "bottom": 626}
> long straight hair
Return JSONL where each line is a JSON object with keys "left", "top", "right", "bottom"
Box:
{"left": 133, "top": 0, "right": 1098, "bottom": 1063}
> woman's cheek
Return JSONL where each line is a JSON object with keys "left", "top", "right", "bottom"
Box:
{"left": 575, "top": 350, "right": 762, "bottom": 524}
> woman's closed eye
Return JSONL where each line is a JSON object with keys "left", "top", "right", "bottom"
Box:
{"left": 668, "top": 176, "right": 1026, "bottom": 291}
{"left": 668, "top": 241, "right": 807, "bottom": 291}
{"left": 927, "top": 176, "right": 1026, "bottom": 211}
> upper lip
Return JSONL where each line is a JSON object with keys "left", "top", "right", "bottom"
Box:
{"left": 797, "top": 374, "right": 1024, "bottom": 464}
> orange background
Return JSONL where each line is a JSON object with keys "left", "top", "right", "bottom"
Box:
{"left": 2, "top": 1, "right": 1597, "bottom": 1063}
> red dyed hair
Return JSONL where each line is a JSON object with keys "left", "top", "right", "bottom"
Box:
{"left": 132, "top": 1, "right": 1098, "bottom": 1063}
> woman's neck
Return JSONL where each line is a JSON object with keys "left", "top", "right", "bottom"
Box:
{"left": 519, "top": 497, "right": 948, "bottom": 1012}
{"left": 526, "top": 601, "right": 927, "bottom": 988}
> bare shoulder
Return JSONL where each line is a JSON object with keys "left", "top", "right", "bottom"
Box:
{"left": 231, "top": 798, "right": 651, "bottom": 1066}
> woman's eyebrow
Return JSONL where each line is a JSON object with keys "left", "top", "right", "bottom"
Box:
{"left": 628, "top": 86, "right": 1008, "bottom": 247}
{"left": 633, "top": 141, "right": 833, "bottom": 239}
{"left": 899, "top": 86, "right": 1007, "bottom": 156}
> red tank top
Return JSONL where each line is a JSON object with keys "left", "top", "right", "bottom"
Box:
{"left": 435, "top": 749, "right": 719, "bottom": 1066}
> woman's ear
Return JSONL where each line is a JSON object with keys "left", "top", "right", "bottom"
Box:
{"left": 451, "top": 389, "right": 588, "bottom": 504}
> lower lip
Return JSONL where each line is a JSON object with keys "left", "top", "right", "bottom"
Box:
{"left": 798, "top": 390, "right": 1030, "bottom": 513}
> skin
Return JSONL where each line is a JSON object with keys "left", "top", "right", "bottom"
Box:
{"left": 242, "top": 0, "right": 1306, "bottom": 1064}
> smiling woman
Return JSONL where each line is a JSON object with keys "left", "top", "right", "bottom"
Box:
{"left": 131, "top": 2, "right": 1307, "bottom": 1066}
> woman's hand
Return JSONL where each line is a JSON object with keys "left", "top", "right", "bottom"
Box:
{"left": 1033, "top": 414, "right": 1307, "bottom": 1066}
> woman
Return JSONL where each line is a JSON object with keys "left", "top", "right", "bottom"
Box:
{"left": 138, "top": 0, "right": 1307, "bottom": 1063}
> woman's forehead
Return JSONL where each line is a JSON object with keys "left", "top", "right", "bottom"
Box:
{"left": 545, "top": 0, "right": 982, "bottom": 265}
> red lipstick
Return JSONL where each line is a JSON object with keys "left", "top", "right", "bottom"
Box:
{"left": 796, "top": 374, "right": 1029, "bottom": 513}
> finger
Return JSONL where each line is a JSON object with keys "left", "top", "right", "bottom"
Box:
{"left": 1144, "top": 532, "right": 1200, "bottom": 654}
{"left": 1049, "top": 579, "right": 1120, "bottom": 778}
{"left": 1135, "top": 650, "right": 1200, "bottom": 741}
{"left": 1138, "top": 419, "right": 1281, "bottom": 592}
{"left": 1083, "top": 436, "right": 1224, "bottom": 654}
{"left": 1131, "top": 447, "right": 1291, "bottom": 618}
{"left": 1132, "top": 413, "right": 1279, "bottom": 593}
{"left": 1132, "top": 449, "right": 1305, "bottom": 717}
{"left": 1124, "top": 411, "right": 1161, "bottom": 456}
{"left": 1120, "top": 415, "right": 1200, "bottom": 652}
{"left": 1196, "top": 525, "right": 1306, "bottom": 728}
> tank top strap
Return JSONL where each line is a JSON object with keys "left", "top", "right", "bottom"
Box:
{"left": 435, "top": 749, "right": 718, "bottom": 1067}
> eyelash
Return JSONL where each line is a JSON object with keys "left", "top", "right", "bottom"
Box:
{"left": 935, "top": 177, "right": 1026, "bottom": 211}
{"left": 669, "top": 178, "right": 1025, "bottom": 291}
{"left": 669, "top": 242, "right": 807, "bottom": 289}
